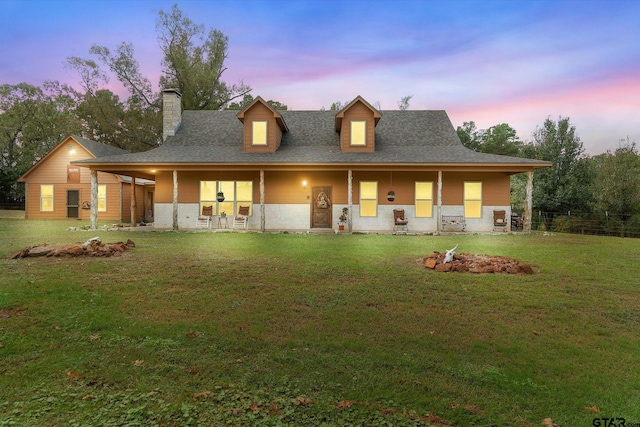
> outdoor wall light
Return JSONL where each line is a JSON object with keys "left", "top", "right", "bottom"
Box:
{"left": 68, "top": 144, "right": 75, "bottom": 155}
{"left": 302, "top": 180, "right": 307, "bottom": 189}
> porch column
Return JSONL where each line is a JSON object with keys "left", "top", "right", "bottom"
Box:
{"left": 172, "top": 170, "right": 178, "bottom": 231}
{"left": 523, "top": 170, "right": 533, "bottom": 235}
{"left": 437, "top": 170, "right": 443, "bottom": 233}
{"left": 347, "top": 170, "right": 353, "bottom": 233}
{"left": 260, "top": 170, "right": 265, "bottom": 232}
{"left": 130, "top": 175, "right": 137, "bottom": 227}
{"left": 90, "top": 170, "right": 98, "bottom": 230}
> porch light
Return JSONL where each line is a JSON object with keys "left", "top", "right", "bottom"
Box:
{"left": 302, "top": 180, "right": 307, "bottom": 189}
{"left": 68, "top": 144, "right": 75, "bottom": 155}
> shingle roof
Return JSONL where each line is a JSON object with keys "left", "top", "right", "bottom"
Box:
{"left": 74, "top": 110, "right": 549, "bottom": 167}
{"left": 72, "top": 135, "right": 129, "bottom": 157}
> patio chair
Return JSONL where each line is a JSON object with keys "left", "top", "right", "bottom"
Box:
{"left": 233, "top": 206, "right": 250, "bottom": 230}
{"left": 196, "top": 205, "right": 213, "bottom": 229}
{"left": 493, "top": 210, "right": 507, "bottom": 232}
{"left": 393, "top": 209, "right": 408, "bottom": 233}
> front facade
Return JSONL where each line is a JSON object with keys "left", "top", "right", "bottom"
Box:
{"left": 73, "top": 91, "right": 550, "bottom": 233}
{"left": 18, "top": 135, "right": 153, "bottom": 222}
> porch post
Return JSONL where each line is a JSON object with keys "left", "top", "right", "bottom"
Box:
{"left": 172, "top": 170, "right": 178, "bottom": 231}
{"left": 260, "top": 169, "right": 265, "bottom": 232}
{"left": 523, "top": 170, "right": 533, "bottom": 235}
{"left": 437, "top": 170, "right": 443, "bottom": 233}
{"left": 90, "top": 170, "right": 98, "bottom": 230}
{"left": 130, "top": 175, "right": 137, "bottom": 227}
{"left": 347, "top": 170, "right": 353, "bottom": 233}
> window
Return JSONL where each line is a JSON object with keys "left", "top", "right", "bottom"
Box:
{"left": 350, "top": 121, "right": 366, "bottom": 146}
{"left": 359, "top": 181, "right": 377, "bottom": 217}
{"left": 415, "top": 182, "right": 434, "bottom": 217}
{"left": 40, "top": 185, "right": 53, "bottom": 212}
{"left": 252, "top": 121, "right": 267, "bottom": 145}
{"left": 464, "top": 182, "right": 482, "bottom": 218}
{"left": 200, "top": 181, "right": 253, "bottom": 216}
{"left": 98, "top": 185, "right": 107, "bottom": 212}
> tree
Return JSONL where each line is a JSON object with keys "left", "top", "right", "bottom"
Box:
{"left": 481, "top": 123, "right": 523, "bottom": 157}
{"left": 156, "top": 4, "right": 251, "bottom": 110}
{"left": 225, "top": 94, "right": 288, "bottom": 111}
{"left": 397, "top": 95, "right": 412, "bottom": 110}
{"left": 528, "top": 116, "right": 592, "bottom": 228}
{"left": 456, "top": 121, "right": 482, "bottom": 152}
{"left": 67, "top": 3, "right": 251, "bottom": 149}
{"left": 457, "top": 122, "right": 523, "bottom": 156}
{"left": 592, "top": 139, "right": 640, "bottom": 236}
{"left": 0, "top": 82, "right": 81, "bottom": 204}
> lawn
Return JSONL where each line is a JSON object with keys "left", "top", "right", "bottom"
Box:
{"left": 1, "top": 217, "right": 639, "bottom": 426}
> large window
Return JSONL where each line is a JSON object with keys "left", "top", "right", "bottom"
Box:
{"left": 40, "top": 185, "right": 54, "bottom": 212}
{"left": 359, "top": 181, "right": 377, "bottom": 217}
{"left": 252, "top": 121, "right": 267, "bottom": 145}
{"left": 464, "top": 182, "right": 482, "bottom": 218}
{"left": 415, "top": 182, "right": 434, "bottom": 217}
{"left": 98, "top": 185, "right": 107, "bottom": 212}
{"left": 200, "top": 181, "right": 253, "bottom": 216}
{"left": 350, "top": 121, "right": 366, "bottom": 146}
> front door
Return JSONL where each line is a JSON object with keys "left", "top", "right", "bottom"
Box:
{"left": 67, "top": 190, "right": 79, "bottom": 219}
{"left": 311, "top": 186, "right": 332, "bottom": 228}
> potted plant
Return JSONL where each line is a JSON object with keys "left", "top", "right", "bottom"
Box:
{"left": 338, "top": 207, "right": 348, "bottom": 231}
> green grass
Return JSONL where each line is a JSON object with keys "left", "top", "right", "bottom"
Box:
{"left": 1, "top": 217, "right": 640, "bottom": 426}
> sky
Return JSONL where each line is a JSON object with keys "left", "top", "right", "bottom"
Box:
{"left": 1, "top": 0, "right": 639, "bottom": 155}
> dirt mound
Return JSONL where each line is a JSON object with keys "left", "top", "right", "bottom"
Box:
{"left": 421, "top": 251, "right": 534, "bottom": 274}
{"left": 9, "top": 238, "right": 135, "bottom": 259}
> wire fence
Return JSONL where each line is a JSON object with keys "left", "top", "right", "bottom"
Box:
{"left": 528, "top": 211, "right": 640, "bottom": 238}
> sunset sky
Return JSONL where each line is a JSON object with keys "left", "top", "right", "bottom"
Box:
{"left": 1, "top": 0, "right": 639, "bottom": 154}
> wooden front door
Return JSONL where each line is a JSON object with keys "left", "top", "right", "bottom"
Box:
{"left": 311, "top": 186, "right": 332, "bottom": 228}
{"left": 67, "top": 190, "right": 79, "bottom": 219}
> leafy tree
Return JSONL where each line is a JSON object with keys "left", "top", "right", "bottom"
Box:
{"left": 0, "top": 82, "right": 81, "bottom": 204}
{"left": 592, "top": 139, "right": 640, "bottom": 236}
{"left": 397, "top": 95, "right": 412, "bottom": 110}
{"left": 67, "top": 3, "right": 251, "bottom": 149}
{"left": 457, "top": 122, "right": 522, "bottom": 156}
{"left": 157, "top": 4, "right": 251, "bottom": 110}
{"left": 456, "top": 121, "right": 482, "bottom": 152}
{"left": 481, "top": 123, "right": 523, "bottom": 157}
{"left": 528, "top": 116, "right": 593, "bottom": 228}
{"left": 225, "top": 94, "right": 288, "bottom": 111}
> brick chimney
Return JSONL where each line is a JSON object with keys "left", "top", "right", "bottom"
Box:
{"left": 162, "top": 89, "right": 182, "bottom": 142}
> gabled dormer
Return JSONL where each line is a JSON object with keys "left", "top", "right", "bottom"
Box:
{"left": 335, "top": 96, "right": 382, "bottom": 152}
{"left": 237, "top": 96, "right": 288, "bottom": 153}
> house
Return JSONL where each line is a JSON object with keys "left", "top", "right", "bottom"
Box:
{"left": 71, "top": 90, "right": 551, "bottom": 233}
{"left": 18, "top": 135, "right": 154, "bottom": 223}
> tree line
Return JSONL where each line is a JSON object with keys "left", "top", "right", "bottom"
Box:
{"left": 457, "top": 120, "right": 640, "bottom": 236}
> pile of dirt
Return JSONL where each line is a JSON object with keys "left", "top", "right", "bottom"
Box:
{"left": 421, "top": 251, "right": 534, "bottom": 274}
{"left": 9, "top": 237, "right": 135, "bottom": 259}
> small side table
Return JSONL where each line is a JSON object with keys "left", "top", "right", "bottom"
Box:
{"left": 217, "top": 216, "right": 229, "bottom": 229}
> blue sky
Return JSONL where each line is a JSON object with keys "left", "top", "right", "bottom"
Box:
{"left": 1, "top": 0, "right": 639, "bottom": 154}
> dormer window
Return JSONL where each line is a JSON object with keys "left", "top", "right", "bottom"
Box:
{"left": 335, "top": 96, "right": 381, "bottom": 152}
{"left": 350, "top": 121, "right": 367, "bottom": 146}
{"left": 252, "top": 121, "right": 268, "bottom": 145}
{"left": 237, "top": 97, "right": 288, "bottom": 153}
